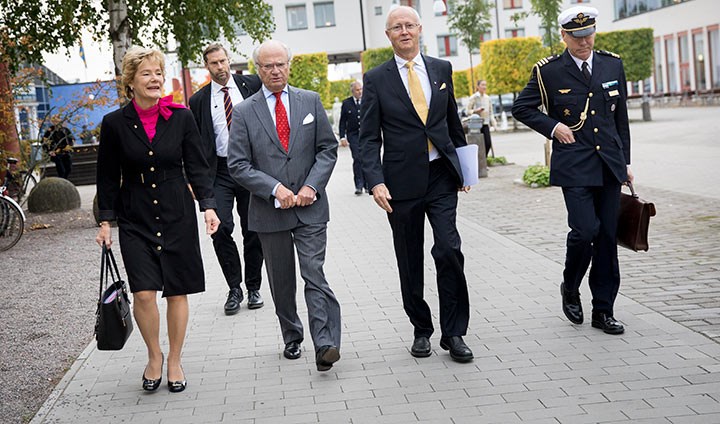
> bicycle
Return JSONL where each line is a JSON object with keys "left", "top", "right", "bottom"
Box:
{"left": 0, "top": 157, "right": 27, "bottom": 251}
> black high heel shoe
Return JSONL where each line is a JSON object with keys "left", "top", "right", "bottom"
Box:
{"left": 167, "top": 365, "right": 187, "bottom": 393}
{"left": 141, "top": 353, "right": 164, "bottom": 391}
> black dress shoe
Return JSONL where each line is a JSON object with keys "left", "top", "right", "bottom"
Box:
{"left": 167, "top": 366, "right": 187, "bottom": 393}
{"left": 283, "top": 341, "right": 302, "bottom": 359}
{"left": 591, "top": 312, "right": 625, "bottom": 334}
{"left": 560, "top": 283, "right": 583, "bottom": 324}
{"left": 315, "top": 345, "right": 340, "bottom": 371}
{"left": 439, "top": 336, "right": 473, "bottom": 363}
{"left": 224, "top": 288, "right": 243, "bottom": 315}
{"left": 354, "top": 189, "right": 363, "bottom": 195}
{"left": 410, "top": 336, "right": 431, "bottom": 358}
{"left": 142, "top": 354, "right": 163, "bottom": 392}
{"left": 247, "top": 290, "right": 264, "bottom": 309}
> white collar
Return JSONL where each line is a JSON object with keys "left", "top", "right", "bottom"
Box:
{"left": 569, "top": 51, "right": 594, "bottom": 70}
{"left": 262, "top": 84, "right": 289, "bottom": 98}
{"left": 395, "top": 52, "right": 424, "bottom": 70}
{"left": 210, "top": 75, "right": 239, "bottom": 94}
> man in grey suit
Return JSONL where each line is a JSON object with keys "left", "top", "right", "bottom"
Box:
{"left": 227, "top": 40, "right": 341, "bottom": 372}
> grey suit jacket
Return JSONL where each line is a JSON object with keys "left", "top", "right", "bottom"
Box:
{"left": 227, "top": 85, "right": 338, "bottom": 233}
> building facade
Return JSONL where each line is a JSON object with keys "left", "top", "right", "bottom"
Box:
{"left": 215, "top": 0, "right": 716, "bottom": 96}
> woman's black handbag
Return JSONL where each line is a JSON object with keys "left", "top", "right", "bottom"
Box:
{"left": 95, "top": 244, "right": 133, "bottom": 350}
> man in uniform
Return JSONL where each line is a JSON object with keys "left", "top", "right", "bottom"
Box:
{"left": 338, "top": 80, "right": 367, "bottom": 195}
{"left": 512, "top": 6, "right": 634, "bottom": 334}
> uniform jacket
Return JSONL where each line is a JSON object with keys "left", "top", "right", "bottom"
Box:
{"left": 96, "top": 103, "right": 216, "bottom": 288}
{"left": 227, "top": 86, "right": 338, "bottom": 233}
{"left": 338, "top": 96, "right": 361, "bottom": 138}
{"left": 188, "top": 74, "right": 262, "bottom": 180}
{"left": 512, "top": 49, "right": 631, "bottom": 187}
{"left": 359, "top": 55, "right": 467, "bottom": 201}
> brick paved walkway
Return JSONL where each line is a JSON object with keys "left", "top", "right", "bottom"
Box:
{"left": 32, "top": 141, "right": 720, "bottom": 423}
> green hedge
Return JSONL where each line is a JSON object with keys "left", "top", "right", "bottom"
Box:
{"left": 329, "top": 79, "right": 354, "bottom": 103}
{"left": 595, "top": 28, "right": 653, "bottom": 82}
{"left": 361, "top": 47, "right": 394, "bottom": 73}
{"left": 453, "top": 71, "right": 471, "bottom": 98}
{"left": 288, "top": 52, "right": 331, "bottom": 108}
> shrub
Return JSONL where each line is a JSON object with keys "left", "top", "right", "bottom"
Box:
{"left": 27, "top": 177, "right": 81, "bottom": 212}
{"left": 487, "top": 156, "right": 507, "bottom": 166}
{"left": 522, "top": 164, "right": 550, "bottom": 188}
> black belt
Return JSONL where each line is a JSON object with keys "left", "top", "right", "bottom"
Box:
{"left": 124, "top": 168, "right": 184, "bottom": 184}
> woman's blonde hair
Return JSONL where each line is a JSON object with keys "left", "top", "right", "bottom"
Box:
{"left": 121, "top": 46, "right": 166, "bottom": 100}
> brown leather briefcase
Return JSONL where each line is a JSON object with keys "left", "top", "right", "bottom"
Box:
{"left": 617, "top": 182, "right": 656, "bottom": 252}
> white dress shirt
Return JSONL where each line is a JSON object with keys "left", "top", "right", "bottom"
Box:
{"left": 211, "top": 77, "right": 244, "bottom": 158}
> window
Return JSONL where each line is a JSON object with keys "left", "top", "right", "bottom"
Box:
{"left": 505, "top": 28, "right": 525, "bottom": 38}
{"left": 709, "top": 27, "right": 720, "bottom": 88}
{"left": 693, "top": 31, "right": 706, "bottom": 90}
{"left": 504, "top": 0, "right": 522, "bottom": 9}
{"left": 665, "top": 37, "right": 678, "bottom": 92}
{"left": 653, "top": 38, "right": 664, "bottom": 93}
{"left": 615, "top": 0, "right": 691, "bottom": 20}
{"left": 435, "top": 0, "right": 450, "bottom": 16}
{"left": 437, "top": 35, "right": 458, "bottom": 57}
{"left": 678, "top": 33, "right": 691, "bottom": 91}
{"left": 374, "top": 6, "right": 382, "bottom": 16}
{"left": 287, "top": 5, "right": 308, "bottom": 31}
{"left": 571, "top": 0, "right": 589, "bottom": 2}
{"left": 314, "top": 2, "right": 335, "bottom": 28}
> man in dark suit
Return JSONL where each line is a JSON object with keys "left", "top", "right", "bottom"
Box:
{"left": 227, "top": 40, "right": 341, "bottom": 372}
{"left": 189, "top": 44, "right": 264, "bottom": 315}
{"left": 338, "top": 80, "right": 367, "bottom": 195}
{"left": 359, "top": 6, "right": 473, "bottom": 363}
{"left": 512, "top": 6, "right": 634, "bottom": 334}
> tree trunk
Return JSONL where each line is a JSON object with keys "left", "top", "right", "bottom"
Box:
{"left": 105, "top": 0, "right": 132, "bottom": 103}
{"left": 0, "top": 60, "right": 21, "bottom": 159}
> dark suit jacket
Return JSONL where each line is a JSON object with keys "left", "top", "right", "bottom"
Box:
{"left": 188, "top": 73, "right": 262, "bottom": 180}
{"left": 227, "top": 86, "right": 338, "bottom": 233}
{"left": 338, "top": 96, "right": 361, "bottom": 138}
{"left": 512, "top": 49, "right": 631, "bottom": 187}
{"left": 359, "top": 55, "right": 466, "bottom": 201}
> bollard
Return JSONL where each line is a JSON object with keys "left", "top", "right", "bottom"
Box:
{"left": 641, "top": 94, "right": 652, "bottom": 121}
{"left": 465, "top": 114, "right": 487, "bottom": 178}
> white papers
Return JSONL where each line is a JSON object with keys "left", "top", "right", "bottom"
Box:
{"left": 456, "top": 144, "right": 479, "bottom": 186}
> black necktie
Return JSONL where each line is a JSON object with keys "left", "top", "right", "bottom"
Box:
{"left": 581, "top": 61, "right": 591, "bottom": 81}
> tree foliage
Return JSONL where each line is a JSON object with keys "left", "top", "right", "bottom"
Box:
{"left": 288, "top": 53, "right": 331, "bottom": 108}
{"left": 480, "top": 37, "right": 548, "bottom": 95}
{"left": 452, "top": 70, "right": 471, "bottom": 98}
{"left": 446, "top": 0, "right": 493, "bottom": 83}
{"left": 0, "top": 0, "right": 275, "bottom": 72}
{"left": 361, "top": 47, "right": 394, "bottom": 73}
{"left": 595, "top": 28, "right": 654, "bottom": 81}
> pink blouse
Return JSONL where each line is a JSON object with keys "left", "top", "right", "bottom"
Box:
{"left": 132, "top": 95, "right": 186, "bottom": 142}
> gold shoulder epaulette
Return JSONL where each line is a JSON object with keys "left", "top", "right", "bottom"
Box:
{"left": 596, "top": 50, "right": 621, "bottom": 59}
{"left": 535, "top": 55, "right": 560, "bottom": 68}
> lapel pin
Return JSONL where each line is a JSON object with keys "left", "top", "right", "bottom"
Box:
{"left": 563, "top": 108, "right": 571, "bottom": 116}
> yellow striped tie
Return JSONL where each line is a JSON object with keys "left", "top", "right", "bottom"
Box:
{"left": 405, "top": 61, "right": 433, "bottom": 154}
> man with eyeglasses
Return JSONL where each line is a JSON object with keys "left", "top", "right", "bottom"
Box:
{"left": 359, "top": 5, "right": 474, "bottom": 363}
{"left": 189, "top": 43, "right": 265, "bottom": 316}
{"left": 227, "top": 40, "right": 342, "bottom": 372}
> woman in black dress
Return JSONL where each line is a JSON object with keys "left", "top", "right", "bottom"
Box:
{"left": 95, "top": 46, "right": 220, "bottom": 393}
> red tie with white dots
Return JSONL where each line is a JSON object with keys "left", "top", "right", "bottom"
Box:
{"left": 274, "top": 92, "right": 290, "bottom": 152}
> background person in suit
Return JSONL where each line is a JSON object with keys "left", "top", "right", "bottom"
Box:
{"left": 42, "top": 122, "right": 74, "bottom": 179}
{"left": 95, "top": 46, "right": 220, "bottom": 393}
{"left": 512, "top": 6, "right": 634, "bottom": 335}
{"left": 189, "top": 44, "right": 265, "bottom": 315}
{"left": 338, "top": 80, "right": 367, "bottom": 195}
{"left": 359, "top": 6, "right": 473, "bottom": 363}
{"left": 227, "top": 40, "right": 342, "bottom": 372}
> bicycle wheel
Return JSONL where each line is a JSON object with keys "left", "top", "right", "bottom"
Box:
{"left": 18, "top": 171, "right": 38, "bottom": 206}
{"left": 0, "top": 196, "right": 24, "bottom": 251}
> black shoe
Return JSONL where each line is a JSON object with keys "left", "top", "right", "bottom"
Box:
{"left": 167, "top": 366, "right": 187, "bottom": 393}
{"left": 315, "top": 345, "right": 340, "bottom": 371}
{"left": 560, "top": 283, "right": 583, "bottom": 324}
{"left": 247, "top": 290, "right": 264, "bottom": 309}
{"left": 354, "top": 188, "right": 363, "bottom": 195}
{"left": 142, "top": 354, "right": 163, "bottom": 391}
{"left": 591, "top": 312, "right": 625, "bottom": 335}
{"left": 283, "top": 341, "right": 302, "bottom": 360}
{"left": 410, "top": 336, "right": 431, "bottom": 358}
{"left": 224, "top": 288, "right": 243, "bottom": 315}
{"left": 439, "top": 336, "right": 474, "bottom": 363}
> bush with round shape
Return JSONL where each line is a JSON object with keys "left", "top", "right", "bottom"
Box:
{"left": 27, "top": 177, "right": 81, "bottom": 213}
